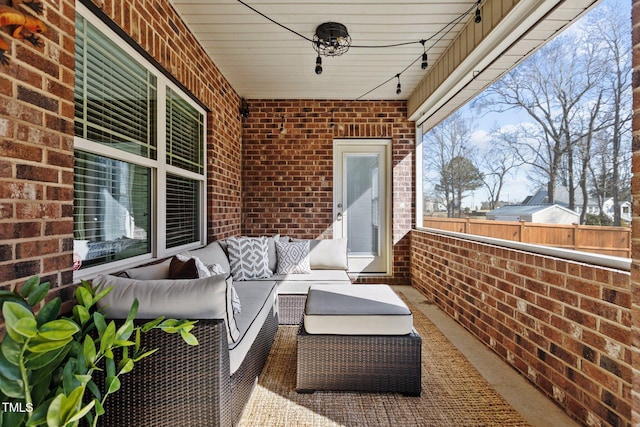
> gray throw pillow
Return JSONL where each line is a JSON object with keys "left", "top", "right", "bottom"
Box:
{"left": 227, "top": 236, "right": 273, "bottom": 280}
{"left": 276, "top": 240, "right": 311, "bottom": 274}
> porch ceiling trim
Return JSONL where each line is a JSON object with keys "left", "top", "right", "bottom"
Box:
{"left": 408, "top": 0, "right": 600, "bottom": 130}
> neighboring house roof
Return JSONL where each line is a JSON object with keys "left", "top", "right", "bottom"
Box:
{"left": 523, "top": 187, "right": 631, "bottom": 212}
{"left": 523, "top": 187, "right": 588, "bottom": 207}
{"left": 487, "top": 204, "right": 578, "bottom": 217}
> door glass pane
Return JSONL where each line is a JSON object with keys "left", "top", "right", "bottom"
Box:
{"left": 346, "top": 154, "right": 379, "bottom": 255}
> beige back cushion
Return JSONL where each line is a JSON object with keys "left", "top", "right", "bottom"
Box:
{"left": 93, "top": 273, "right": 240, "bottom": 343}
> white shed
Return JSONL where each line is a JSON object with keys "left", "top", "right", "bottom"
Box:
{"left": 486, "top": 204, "right": 579, "bottom": 224}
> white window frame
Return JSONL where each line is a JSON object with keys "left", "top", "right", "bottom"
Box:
{"left": 73, "top": 2, "right": 207, "bottom": 281}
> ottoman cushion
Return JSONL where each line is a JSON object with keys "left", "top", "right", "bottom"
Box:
{"left": 303, "top": 284, "right": 413, "bottom": 335}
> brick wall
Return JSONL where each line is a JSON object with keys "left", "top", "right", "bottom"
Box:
{"left": 0, "top": 0, "right": 243, "bottom": 296}
{"left": 631, "top": 0, "right": 640, "bottom": 424}
{"left": 0, "top": 0, "right": 76, "bottom": 302}
{"left": 241, "top": 100, "right": 415, "bottom": 283}
{"left": 411, "top": 230, "right": 632, "bottom": 426}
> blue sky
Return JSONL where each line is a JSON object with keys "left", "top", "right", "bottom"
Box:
{"left": 450, "top": 0, "right": 631, "bottom": 210}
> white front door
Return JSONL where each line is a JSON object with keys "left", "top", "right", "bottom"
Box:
{"left": 334, "top": 140, "right": 391, "bottom": 274}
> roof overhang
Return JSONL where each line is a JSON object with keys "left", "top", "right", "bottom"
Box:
{"left": 410, "top": 0, "right": 600, "bottom": 131}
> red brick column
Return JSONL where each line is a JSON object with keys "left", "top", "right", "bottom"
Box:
{"left": 631, "top": 0, "right": 640, "bottom": 422}
{"left": 0, "top": 0, "right": 76, "bottom": 303}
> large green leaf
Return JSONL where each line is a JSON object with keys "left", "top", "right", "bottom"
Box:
{"left": 19, "top": 276, "right": 40, "bottom": 298}
{"left": 25, "top": 397, "right": 51, "bottom": 426}
{"left": 45, "top": 394, "right": 63, "bottom": 427}
{"left": 82, "top": 336, "right": 96, "bottom": 368}
{"left": 14, "top": 318, "right": 38, "bottom": 339}
{"left": 2, "top": 409, "right": 26, "bottom": 427}
{"left": 26, "top": 281, "right": 50, "bottom": 307}
{"left": 38, "top": 319, "right": 80, "bottom": 341}
{"left": 3, "top": 302, "right": 37, "bottom": 342}
{"left": 1, "top": 335, "right": 22, "bottom": 366}
{"left": 27, "top": 336, "right": 73, "bottom": 353}
{"left": 0, "top": 373, "right": 24, "bottom": 398}
{"left": 180, "top": 329, "right": 199, "bottom": 346}
{"left": 0, "top": 350, "right": 21, "bottom": 381}
{"left": 117, "top": 358, "right": 134, "bottom": 375}
{"left": 99, "top": 322, "right": 116, "bottom": 357}
{"left": 30, "top": 370, "right": 53, "bottom": 404}
{"left": 66, "top": 399, "right": 95, "bottom": 424}
{"left": 24, "top": 345, "right": 68, "bottom": 370}
{"left": 105, "top": 376, "right": 120, "bottom": 395}
{"left": 115, "top": 320, "right": 134, "bottom": 342}
{"left": 86, "top": 380, "right": 101, "bottom": 401}
{"left": 61, "top": 359, "right": 80, "bottom": 396}
{"left": 60, "top": 386, "right": 85, "bottom": 425}
{"left": 91, "top": 285, "right": 112, "bottom": 305}
{"left": 72, "top": 305, "right": 90, "bottom": 327}
{"left": 75, "top": 286, "right": 92, "bottom": 310}
{"left": 125, "top": 299, "right": 139, "bottom": 323}
{"left": 35, "top": 298, "right": 61, "bottom": 326}
{"left": 105, "top": 358, "right": 115, "bottom": 378}
{"left": 141, "top": 317, "right": 164, "bottom": 332}
{"left": 92, "top": 312, "right": 106, "bottom": 337}
{"left": 0, "top": 291, "right": 24, "bottom": 309}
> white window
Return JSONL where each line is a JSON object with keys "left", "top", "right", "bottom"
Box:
{"left": 73, "top": 4, "right": 206, "bottom": 277}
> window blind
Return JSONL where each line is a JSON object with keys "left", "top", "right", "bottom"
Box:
{"left": 74, "top": 15, "right": 157, "bottom": 159}
{"left": 166, "top": 174, "right": 200, "bottom": 248}
{"left": 166, "top": 87, "right": 204, "bottom": 174}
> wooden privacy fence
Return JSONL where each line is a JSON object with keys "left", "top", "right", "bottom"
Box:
{"left": 422, "top": 217, "right": 631, "bottom": 258}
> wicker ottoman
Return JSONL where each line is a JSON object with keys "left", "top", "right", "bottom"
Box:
{"left": 296, "top": 285, "right": 421, "bottom": 396}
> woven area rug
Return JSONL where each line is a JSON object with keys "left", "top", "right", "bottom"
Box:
{"left": 239, "top": 296, "right": 531, "bottom": 427}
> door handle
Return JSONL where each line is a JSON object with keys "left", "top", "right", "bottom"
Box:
{"left": 336, "top": 212, "right": 343, "bottom": 221}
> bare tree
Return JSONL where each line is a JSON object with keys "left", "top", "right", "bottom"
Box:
{"left": 423, "top": 112, "right": 475, "bottom": 217}
{"left": 478, "top": 137, "right": 521, "bottom": 210}
{"left": 576, "top": 92, "right": 604, "bottom": 224}
{"left": 477, "top": 31, "right": 602, "bottom": 207}
{"left": 583, "top": 1, "right": 632, "bottom": 226}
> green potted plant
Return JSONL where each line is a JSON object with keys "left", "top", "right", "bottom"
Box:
{"left": 0, "top": 276, "right": 198, "bottom": 427}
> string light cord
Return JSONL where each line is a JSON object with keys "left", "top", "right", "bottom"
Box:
{"left": 425, "top": 2, "right": 476, "bottom": 52}
{"left": 356, "top": 53, "right": 422, "bottom": 100}
{"left": 233, "top": 0, "right": 483, "bottom": 100}
{"left": 235, "top": 0, "right": 480, "bottom": 51}
{"left": 353, "top": 1, "right": 477, "bottom": 100}
{"left": 235, "top": 0, "right": 314, "bottom": 43}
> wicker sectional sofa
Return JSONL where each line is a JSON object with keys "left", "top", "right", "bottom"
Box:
{"left": 91, "top": 236, "right": 350, "bottom": 427}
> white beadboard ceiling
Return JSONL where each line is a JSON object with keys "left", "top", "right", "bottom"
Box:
{"left": 170, "top": 0, "right": 600, "bottom": 121}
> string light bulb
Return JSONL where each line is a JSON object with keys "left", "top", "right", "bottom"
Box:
{"left": 395, "top": 74, "right": 402, "bottom": 95}
{"left": 420, "top": 40, "right": 428, "bottom": 70}
{"left": 475, "top": 1, "right": 482, "bottom": 24}
{"left": 315, "top": 55, "right": 323, "bottom": 75}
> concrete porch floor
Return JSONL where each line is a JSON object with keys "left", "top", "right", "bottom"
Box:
{"left": 393, "top": 285, "right": 579, "bottom": 427}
